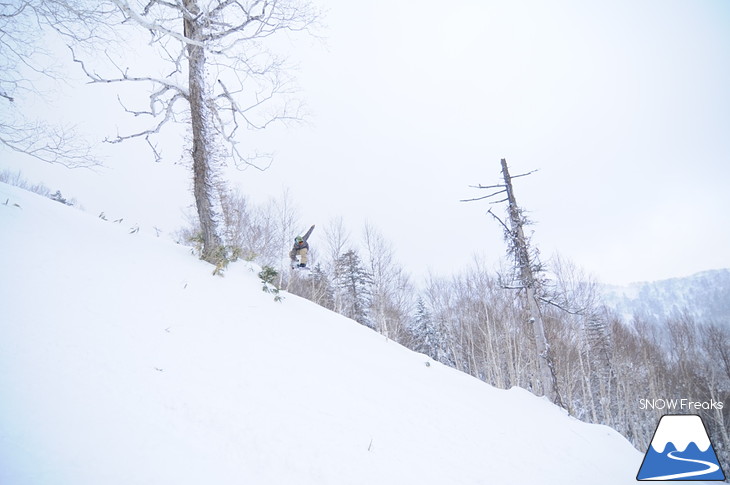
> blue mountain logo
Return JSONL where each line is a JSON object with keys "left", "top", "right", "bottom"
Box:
{"left": 637, "top": 414, "right": 725, "bottom": 481}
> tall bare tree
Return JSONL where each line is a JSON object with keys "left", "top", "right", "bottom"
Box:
{"left": 72, "top": 0, "right": 318, "bottom": 264}
{"left": 463, "top": 158, "right": 561, "bottom": 405}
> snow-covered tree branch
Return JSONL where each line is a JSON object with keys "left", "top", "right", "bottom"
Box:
{"left": 0, "top": 1, "right": 112, "bottom": 167}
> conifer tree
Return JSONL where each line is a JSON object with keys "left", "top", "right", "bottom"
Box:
{"left": 411, "top": 297, "right": 447, "bottom": 361}
{"left": 333, "top": 249, "right": 373, "bottom": 326}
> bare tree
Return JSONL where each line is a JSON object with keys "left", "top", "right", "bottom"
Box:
{"left": 463, "top": 158, "right": 561, "bottom": 405}
{"left": 216, "top": 188, "right": 278, "bottom": 264}
{"left": 0, "top": 1, "right": 110, "bottom": 166}
{"left": 71, "top": 0, "right": 318, "bottom": 264}
{"left": 700, "top": 324, "right": 730, "bottom": 466}
{"left": 270, "top": 188, "right": 302, "bottom": 289}
{"left": 550, "top": 255, "right": 615, "bottom": 421}
{"left": 323, "top": 216, "right": 351, "bottom": 267}
{"left": 363, "top": 222, "right": 414, "bottom": 342}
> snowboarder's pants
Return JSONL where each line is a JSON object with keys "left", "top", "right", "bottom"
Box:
{"left": 290, "top": 247, "right": 308, "bottom": 265}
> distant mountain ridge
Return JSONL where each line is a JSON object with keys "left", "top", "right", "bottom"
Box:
{"left": 599, "top": 269, "right": 730, "bottom": 325}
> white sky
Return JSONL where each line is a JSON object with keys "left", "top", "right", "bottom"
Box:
{"left": 2, "top": 0, "right": 729, "bottom": 285}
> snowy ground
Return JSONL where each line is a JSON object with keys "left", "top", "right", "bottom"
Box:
{"left": 0, "top": 182, "right": 646, "bottom": 484}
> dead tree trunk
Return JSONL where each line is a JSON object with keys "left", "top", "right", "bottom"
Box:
{"left": 499, "top": 159, "right": 561, "bottom": 405}
{"left": 462, "top": 158, "right": 562, "bottom": 405}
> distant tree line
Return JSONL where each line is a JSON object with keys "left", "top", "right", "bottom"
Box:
{"left": 196, "top": 188, "right": 730, "bottom": 471}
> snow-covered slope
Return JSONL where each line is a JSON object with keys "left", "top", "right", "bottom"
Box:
{"left": 0, "top": 182, "right": 643, "bottom": 484}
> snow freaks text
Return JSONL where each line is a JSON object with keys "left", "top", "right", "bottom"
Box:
{"left": 639, "top": 399, "right": 724, "bottom": 411}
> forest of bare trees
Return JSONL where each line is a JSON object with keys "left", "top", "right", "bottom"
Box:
{"left": 170, "top": 182, "right": 730, "bottom": 469}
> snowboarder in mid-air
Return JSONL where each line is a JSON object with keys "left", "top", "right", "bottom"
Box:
{"left": 290, "top": 225, "right": 315, "bottom": 269}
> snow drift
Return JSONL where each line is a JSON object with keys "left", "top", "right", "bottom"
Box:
{"left": 0, "top": 182, "right": 644, "bottom": 484}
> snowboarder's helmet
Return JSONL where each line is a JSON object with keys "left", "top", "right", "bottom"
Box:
{"left": 295, "top": 236, "right": 303, "bottom": 243}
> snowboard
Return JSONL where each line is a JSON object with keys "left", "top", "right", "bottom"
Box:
{"left": 290, "top": 264, "right": 312, "bottom": 276}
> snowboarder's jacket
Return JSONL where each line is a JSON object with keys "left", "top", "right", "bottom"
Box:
{"left": 292, "top": 225, "right": 315, "bottom": 252}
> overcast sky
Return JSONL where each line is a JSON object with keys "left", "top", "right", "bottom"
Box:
{"left": 2, "top": 0, "right": 729, "bottom": 286}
